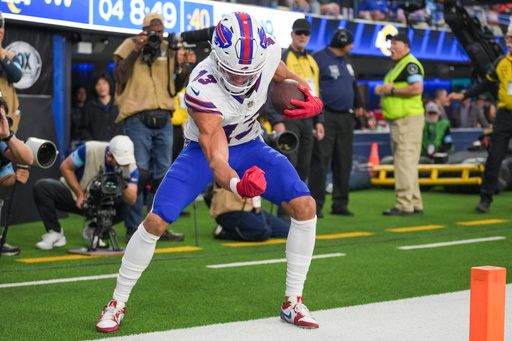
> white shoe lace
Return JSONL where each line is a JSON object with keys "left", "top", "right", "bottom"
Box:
{"left": 293, "top": 302, "right": 311, "bottom": 316}
{"left": 102, "top": 305, "right": 120, "bottom": 321}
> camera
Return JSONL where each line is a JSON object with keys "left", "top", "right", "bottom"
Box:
{"left": 264, "top": 131, "right": 299, "bottom": 155}
{"left": 141, "top": 30, "right": 161, "bottom": 64}
{"left": 83, "top": 168, "right": 126, "bottom": 251}
{"left": 167, "top": 26, "right": 215, "bottom": 50}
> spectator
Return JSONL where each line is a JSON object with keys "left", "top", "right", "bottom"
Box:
{"left": 358, "top": 0, "right": 387, "bottom": 21}
{"left": 433, "top": 88, "right": 451, "bottom": 119}
{"left": 0, "top": 12, "right": 22, "bottom": 133}
{"left": 70, "top": 85, "right": 87, "bottom": 144}
{"left": 81, "top": 75, "right": 122, "bottom": 141}
{"left": 0, "top": 97, "right": 33, "bottom": 256}
{"left": 375, "top": 32, "right": 425, "bottom": 216}
{"left": 422, "top": 101, "right": 452, "bottom": 158}
{"left": 475, "top": 95, "right": 497, "bottom": 125}
{"left": 310, "top": 28, "right": 365, "bottom": 217}
{"left": 291, "top": 0, "right": 310, "bottom": 13}
{"left": 449, "top": 97, "right": 489, "bottom": 128}
{"left": 448, "top": 26, "right": 512, "bottom": 213}
{"left": 113, "top": 13, "right": 192, "bottom": 241}
{"left": 32, "top": 136, "right": 138, "bottom": 250}
{"left": 486, "top": 5, "right": 503, "bottom": 36}
{"left": 318, "top": 0, "right": 341, "bottom": 17}
{"left": 205, "top": 184, "right": 289, "bottom": 242}
{"left": 361, "top": 110, "right": 378, "bottom": 130}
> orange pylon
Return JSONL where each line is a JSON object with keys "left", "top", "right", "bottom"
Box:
{"left": 469, "top": 266, "right": 506, "bottom": 341}
{"left": 368, "top": 142, "right": 380, "bottom": 175}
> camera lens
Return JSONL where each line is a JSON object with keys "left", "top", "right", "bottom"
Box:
{"left": 37, "top": 142, "right": 58, "bottom": 168}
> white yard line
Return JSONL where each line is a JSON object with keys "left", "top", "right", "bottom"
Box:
{"left": 0, "top": 273, "right": 118, "bottom": 289}
{"left": 398, "top": 236, "right": 506, "bottom": 250}
{"left": 98, "top": 285, "right": 512, "bottom": 341}
{"left": 206, "top": 253, "right": 346, "bottom": 269}
{"left": 1, "top": 253, "right": 345, "bottom": 288}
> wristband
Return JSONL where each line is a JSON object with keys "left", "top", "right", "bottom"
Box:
{"left": 229, "top": 178, "right": 240, "bottom": 196}
{"left": 390, "top": 88, "right": 395, "bottom": 96}
{"left": 1, "top": 130, "right": 14, "bottom": 142}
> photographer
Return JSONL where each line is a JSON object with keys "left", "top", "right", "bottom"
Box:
{"left": 33, "top": 135, "right": 138, "bottom": 250}
{"left": 205, "top": 184, "right": 289, "bottom": 242}
{"left": 0, "top": 12, "right": 22, "bottom": 133}
{"left": 113, "top": 13, "right": 192, "bottom": 241}
{"left": 0, "top": 97, "right": 33, "bottom": 256}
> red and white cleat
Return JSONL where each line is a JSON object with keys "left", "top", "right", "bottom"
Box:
{"left": 96, "top": 300, "right": 126, "bottom": 333}
{"left": 280, "top": 296, "right": 319, "bottom": 329}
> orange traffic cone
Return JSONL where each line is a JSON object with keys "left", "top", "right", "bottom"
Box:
{"left": 368, "top": 142, "right": 380, "bottom": 176}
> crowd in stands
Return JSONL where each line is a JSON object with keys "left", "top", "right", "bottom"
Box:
{"left": 355, "top": 89, "right": 497, "bottom": 132}
{"left": 213, "top": 0, "right": 512, "bottom": 34}
{"left": 69, "top": 75, "right": 121, "bottom": 147}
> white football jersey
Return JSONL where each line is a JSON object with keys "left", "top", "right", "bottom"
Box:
{"left": 184, "top": 39, "right": 281, "bottom": 146}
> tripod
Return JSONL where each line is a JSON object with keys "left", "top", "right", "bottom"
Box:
{"left": 0, "top": 183, "right": 17, "bottom": 257}
{"left": 87, "top": 198, "right": 122, "bottom": 252}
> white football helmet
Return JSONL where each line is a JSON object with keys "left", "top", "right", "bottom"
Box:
{"left": 211, "top": 12, "right": 271, "bottom": 95}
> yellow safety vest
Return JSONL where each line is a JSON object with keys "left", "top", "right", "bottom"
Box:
{"left": 381, "top": 53, "right": 424, "bottom": 120}
{"left": 487, "top": 54, "right": 512, "bottom": 110}
{"left": 171, "top": 89, "right": 188, "bottom": 126}
{"left": 283, "top": 48, "right": 320, "bottom": 96}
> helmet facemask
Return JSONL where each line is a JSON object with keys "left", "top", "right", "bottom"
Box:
{"left": 212, "top": 50, "right": 264, "bottom": 95}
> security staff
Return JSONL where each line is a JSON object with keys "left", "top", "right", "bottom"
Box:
{"left": 113, "top": 13, "right": 192, "bottom": 241}
{"left": 309, "top": 28, "right": 364, "bottom": 217}
{"left": 375, "top": 32, "right": 425, "bottom": 216}
{"left": 268, "top": 19, "right": 324, "bottom": 181}
{"left": 449, "top": 26, "right": 512, "bottom": 213}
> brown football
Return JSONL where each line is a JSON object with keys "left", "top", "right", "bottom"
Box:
{"left": 269, "top": 79, "right": 306, "bottom": 113}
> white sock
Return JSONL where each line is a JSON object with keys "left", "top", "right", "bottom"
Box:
{"left": 285, "top": 216, "right": 317, "bottom": 297}
{"left": 113, "top": 223, "right": 159, "bottom": 303}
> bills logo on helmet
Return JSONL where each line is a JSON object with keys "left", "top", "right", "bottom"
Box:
{"left": 214, "top": 23, "right": 233, "bottom": 49}
{"left": 257, "top": 27, "right": 275, "bottom": 49}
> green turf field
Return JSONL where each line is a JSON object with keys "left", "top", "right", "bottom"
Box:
{"left": 1, "top": 189, "right": 511, "bottom": 340}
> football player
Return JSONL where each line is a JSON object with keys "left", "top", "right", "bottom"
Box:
{"left": 96, "top": 12, "right": 323, "bottom": 332}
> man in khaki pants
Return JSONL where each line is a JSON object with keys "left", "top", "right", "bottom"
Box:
{"left": 375, "top": 32, "right": 425, "bottom": 216}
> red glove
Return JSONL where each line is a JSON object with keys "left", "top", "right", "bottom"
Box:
{"left": 233, "top": 166, "right": 267, "bottom": 198}
{"left": 283, "top": 85, "right": 323, "bottom": 120}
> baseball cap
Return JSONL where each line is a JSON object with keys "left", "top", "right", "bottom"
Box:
{"left": 330, "top": 28, "right": 354, "bottom": 48}
{"left": 425, "top": 101, "right": 440, "bottom": 114}
{"left": 386, "top": 32, "right": 410, "bottom": 46}
{"left": 109, "top": 135, "right": 136, "bottom": 166}
{"left": 143, "top": 13, "right": 164, "bottom": 28}
{"left": 292, "top": 18, "right": 311, "bottom": 33}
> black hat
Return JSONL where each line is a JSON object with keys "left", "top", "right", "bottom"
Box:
{"left": 292, "top": 18, "right": 310, "bottom": 33}
{"left": 386, "top": 32, "right": 410, "bottom": 46}
{"left": 330, "top": 28, "right": 354, "bottom": 48}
